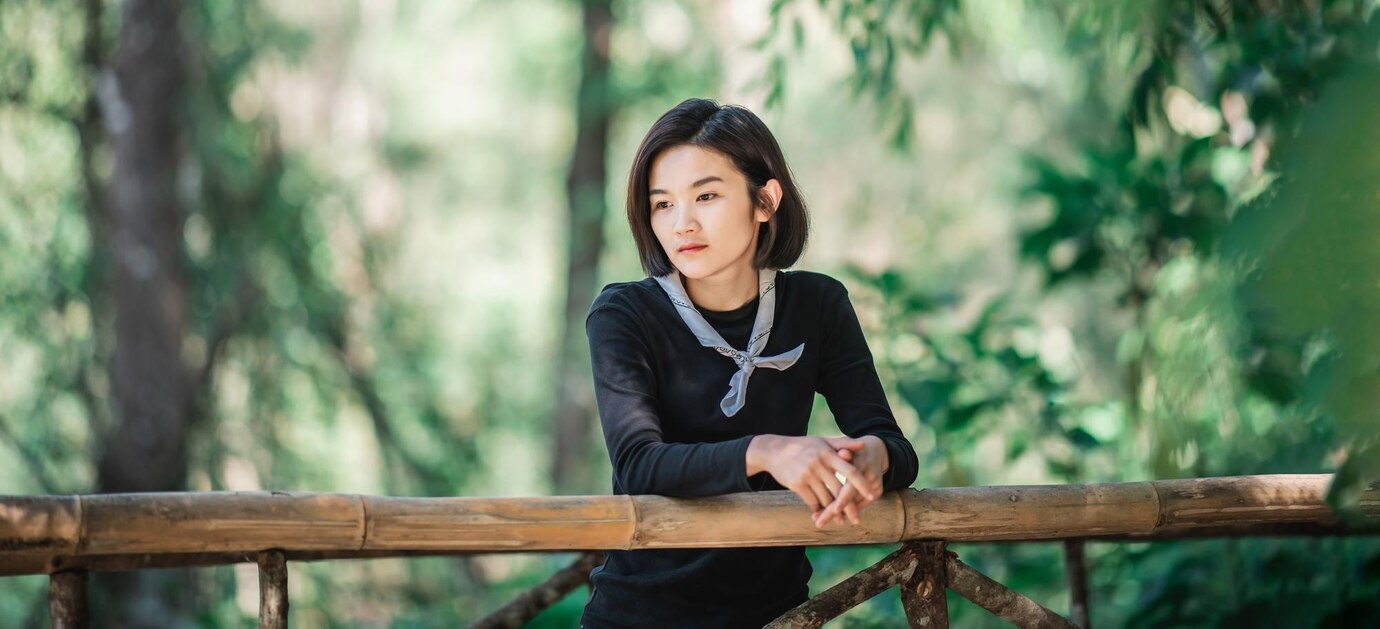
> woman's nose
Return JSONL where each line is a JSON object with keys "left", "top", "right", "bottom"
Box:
{"left": 673, "top": 205, "right": 698, "bottom": 234}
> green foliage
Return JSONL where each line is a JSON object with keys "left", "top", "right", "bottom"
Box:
{"left": 1224, "top": 15, "right": 1380, "bottom": 511}
{"left": 839, "top": 265, "right": 1077, "bottom": 487}
{"left": 786, "top": 0, "right": 1380, "bottom": 625}
{"left": 4, "top": 0, "right": 1380, "bottom": 625}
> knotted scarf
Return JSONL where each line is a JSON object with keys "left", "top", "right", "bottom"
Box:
{"left": 654, "top": 267, "right": 805, "bottom": 417}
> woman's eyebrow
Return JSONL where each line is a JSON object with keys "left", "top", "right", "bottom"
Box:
{"left": 649, "top": 176, "right": 725, "bottom": 196}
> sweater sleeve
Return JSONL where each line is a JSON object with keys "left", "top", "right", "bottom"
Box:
{"left": 815, "top": 280, "right": 920, "bottom": 492}
{"left": 586, "top": 302, "right": 757, "bottom": 497}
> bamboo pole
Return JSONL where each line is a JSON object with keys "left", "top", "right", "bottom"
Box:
{"left": 2, "top": 519, "right": 1368, "bottom": 578}
{"left": 3, "top": 476, "right": 1376, "bottom": 577}
{"left": 80, "top": 492, "right": 365, "bottom": 555}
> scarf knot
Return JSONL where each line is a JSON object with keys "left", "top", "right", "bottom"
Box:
{"left": 655, "top": 268, "right": 805, "bottom": 417}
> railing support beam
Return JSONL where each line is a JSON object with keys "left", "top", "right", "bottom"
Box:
{"left": 1063, "top": 539, "right": 1091, "bottom": 628}
{"left": 49, "top": 569, "right": 88, "bottom": 629}
{"left": 946, "top": 554, "right": 1077, "bottom": 628}
{"left": 258, "top": 550, "right": 288, "bottom": 629}
{"left": 765, "top": 545, "right": 924, "bottom": 628}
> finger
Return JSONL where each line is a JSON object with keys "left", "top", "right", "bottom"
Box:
{"left": 843, "top": 500, "right": 861, "bottom": 525}
{"left": 806, "top": 479, "right": 834, "bottom": 518}
{"left": 819, "top": 451, "right": 866, "bottom": 496}
{"left": 837, "top": 448, "right": 854, "bottom": 461}
{"left": 793, "top": 485, "right": 822, "bottom": 514}
{"left": 822, "top": 485, "right": 855, "bottom": 526}
{"left": 817, "top": 483, "right": 858, "bottom": 527}
{"left": 814, "top": 491, "right": 839, "bottom": 527}
{"left": 824, "top": 436, "right": 867, "bottom": 451}
{"left": 825, "top": 457, "right": 874, "bottom": 501}
{"left": 821, "top": 451, "right": 862, "bottom": 479}
{"left": 820, "top": 466, "right": 844, "bottom": 499}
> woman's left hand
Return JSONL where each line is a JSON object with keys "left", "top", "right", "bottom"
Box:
{"left": 813, "top": 435, "right": 888, "bottom": 527}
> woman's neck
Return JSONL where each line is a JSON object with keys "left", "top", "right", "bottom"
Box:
{"left": 682, "top": 265, "right": 760, "bottom": 312}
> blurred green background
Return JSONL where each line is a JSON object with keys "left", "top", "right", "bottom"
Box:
{"left": 2, "top": 0, "right": 1379, "bottom": 626}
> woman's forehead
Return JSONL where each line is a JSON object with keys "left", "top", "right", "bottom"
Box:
{"left": 649, "top": 145, "right": 740, "bottom": 191}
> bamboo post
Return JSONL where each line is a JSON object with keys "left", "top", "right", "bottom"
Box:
{"left": 257, "top": 550, "right": 288, "bottom": 629}
{"left": 1063, "top": 539, "right": 1090, "bottom": 628}
{"left": 946, "top": 555, "right": 1077, "bottom": 628}
{"left": 765, "top": 545, "right": 922, "bottom": 628}
{"left": 48, "top": 569, "right": 88, "bottom": 629}
{"left": 900, "top": 542, "right": 949, "bottom": 628}
{"left": 470, "top": 552, "right": 603, "bottom": 629}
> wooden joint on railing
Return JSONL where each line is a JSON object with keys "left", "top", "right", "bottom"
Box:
{"left": 900, "top": 541, "right": 949, "bottom": 627}
{"left": 258, "top": 550, "right": 288, "bottom": 629}
{"left": 770, "top": 540, "right": 1083, "bottom": 628}
{"left": 49, "top": 569, "right": 88, "bottom": 629}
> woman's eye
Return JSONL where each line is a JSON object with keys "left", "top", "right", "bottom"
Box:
{"left": 697, "top": 193, "right": 716, "bottom": 202}
{"left": 653, "top": 201, "right": 669, "bottom": 210}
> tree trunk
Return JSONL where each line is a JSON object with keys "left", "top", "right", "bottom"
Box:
{"left": 551, "top": 0, "right": 615, "bottom": 494}
{"left": 92, "top": 0, "right": 194, "bottom": 624}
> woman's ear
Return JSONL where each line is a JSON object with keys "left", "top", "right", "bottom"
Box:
{"left": 757, "top": 179, "right": 783, "bottom": 222}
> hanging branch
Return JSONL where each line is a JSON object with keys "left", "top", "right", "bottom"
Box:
{"left": 470, "top": 552, "right": 603, "bottom": 629}
{"left": 184, "top": 273, "right": 263, "bottom": 432}
{"left": 0, "top": 415, "right": 61, "bottom": 494}
{"left": 329, "top": 336, "right": 453, "bottom": 494}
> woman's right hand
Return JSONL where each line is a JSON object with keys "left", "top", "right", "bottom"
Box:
{"left": 746, "top": 435, "right": 875, "bottom": 523}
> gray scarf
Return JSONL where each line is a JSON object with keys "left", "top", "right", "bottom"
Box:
{"left": 654, "top": 267, "right": 805, "bottom": 417}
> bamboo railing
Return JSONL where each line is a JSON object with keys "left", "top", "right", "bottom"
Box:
{"left": 3, "top": 474, "right": 1377, "bottom": 627}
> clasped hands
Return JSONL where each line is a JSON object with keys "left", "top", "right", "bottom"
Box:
{"left": 745, "top": 434, "right": 889, "bottom": 528}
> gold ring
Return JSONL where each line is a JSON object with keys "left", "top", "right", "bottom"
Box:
{"left": 834, "top": 472, "right": 848, "bottom": 486}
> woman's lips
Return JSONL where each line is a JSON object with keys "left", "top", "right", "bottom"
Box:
{"left": 679, "top": 245, "right": 707, "bottom": 254}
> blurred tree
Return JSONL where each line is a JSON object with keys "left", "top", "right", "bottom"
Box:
{"left": 96, "top": 0, "right": 186, "bottom": 502}
{"left": 2, "top": 0, "right": 487, "bottom": 622}
{"left": 551, "top": 0, "right": 615, "bottom": 495}
{"left": 88, "top": 0, "right": 201, "bottom": 624}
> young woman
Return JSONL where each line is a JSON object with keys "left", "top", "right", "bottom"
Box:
{"left": 580, "top": 98, "right": 919, "bottom": 628}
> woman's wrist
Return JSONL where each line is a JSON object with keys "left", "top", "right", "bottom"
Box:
{"left": 745, "top": 434, "right": 777, "bottom": 477}
{"left": 862, "top": 435, "right": 890, "bottom": 473}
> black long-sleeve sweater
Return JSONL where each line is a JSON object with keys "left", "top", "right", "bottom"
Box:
{"left": 579, "top": 269, "right": 920, "bottom": 629}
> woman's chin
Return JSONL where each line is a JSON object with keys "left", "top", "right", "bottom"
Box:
{"left": 674, "top": 256, "right": 755, "bottom": 281}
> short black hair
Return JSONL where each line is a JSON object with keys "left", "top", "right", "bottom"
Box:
{"left": 625, "top": 98, "right": 809, "bottom": 277}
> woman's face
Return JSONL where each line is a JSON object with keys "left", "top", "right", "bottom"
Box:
{"left": 648, "top": 144, "right": 777, "bottom": 281}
